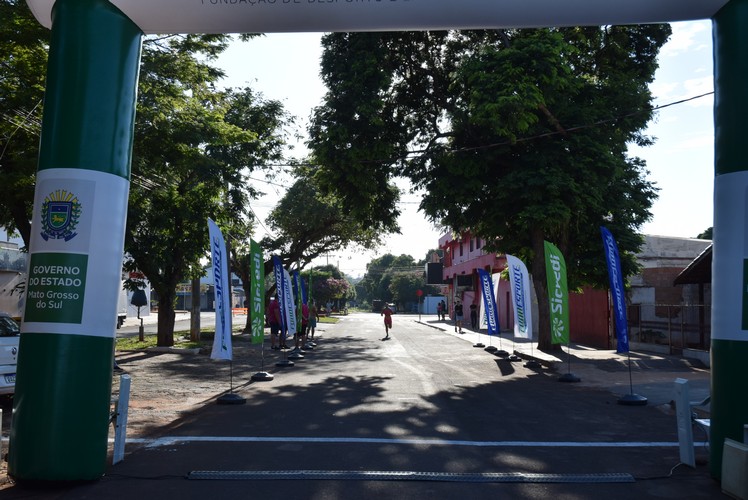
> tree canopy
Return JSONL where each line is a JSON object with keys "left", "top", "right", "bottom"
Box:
{"left": 312, "top": 275, "right": 353, "bottom": 309}
{"left": 262, "top": 166, "right": 382, "bottom": 272}
{"left": 696, "top": 227, "right": 712, "bottom": 240}
{"left": 126, "top": 34, "right": 291, "bottom": 346}
{"left": 1, "top": 3, "right": 293, "bottom": 345}
{"left": 356, "top": 252, "right": 438, "bottom": 308}
{"left": 0, "top": 0, "right": 49, "bottom": 246}
{"left": 307, "top": 33, "right": 406, "bottom": 236}
{"left": 310, "top": 27, "right": 671, "bottom": 349}
{"left": 0, "top": 6, "right": 386, "bottom": 345}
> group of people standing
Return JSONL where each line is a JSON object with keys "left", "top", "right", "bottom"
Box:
{"left": 435, "top": 300, "right": 447, "bottom": 320}
{"left": 436, "top": 298, "right": 479, "bottom": 334}
{"left": 266, "top": 296, "right": 320, "bottom": 350}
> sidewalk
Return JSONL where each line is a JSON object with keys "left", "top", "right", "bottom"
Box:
{"left": 417, "top": 315, "right": 711, "bottom": 409}
{"left": 120, "top": 310, "right": 192, "bottom": 328}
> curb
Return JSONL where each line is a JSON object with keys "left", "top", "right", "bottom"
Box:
{"left": 147, "top": 346, "right": 201, "bottom": 354}
{"left": 416, "top": 319, "right": 558, "bottom": 368}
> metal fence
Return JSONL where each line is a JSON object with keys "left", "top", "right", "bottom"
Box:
{"left": 627, "top": 303, "right": 711, "bottom": 353}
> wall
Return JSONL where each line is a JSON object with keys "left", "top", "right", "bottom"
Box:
{"left": 630, "top": 235, "right": 711, "bottom": 304}
{"left": 569, "top": 288, "right": 610, "bottom": 348}
{"left": 421, "top": 295, "right": 446, "bottom": 314}
{"left": 629, "top": 235, "right": 712, "bottom": 351}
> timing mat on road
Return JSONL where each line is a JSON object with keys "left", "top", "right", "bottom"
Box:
{"left": 186, "top": 470, "right": 636, "bottom": 483}
{"left": 110, "top": 435, "right": 700, "bottom": 449}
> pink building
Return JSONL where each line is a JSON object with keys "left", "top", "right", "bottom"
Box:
{"left": 438, "top": 232, "right": 512, "bottom": 331}
{"left": 438, "top": 231, "right": 611, "bottom": 347}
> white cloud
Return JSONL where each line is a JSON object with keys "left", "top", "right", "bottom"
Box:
{"left": 650, "top": 81, "right": 680, "bottom": 101}
{"left": 660, "top": 20, "right": 709, "bottom": 58}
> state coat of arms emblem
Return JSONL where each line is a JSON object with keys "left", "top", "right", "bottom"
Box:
{"left": 40, "top": 190, "right": 81, "bottom": 241}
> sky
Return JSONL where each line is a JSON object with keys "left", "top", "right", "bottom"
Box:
{"left": 215, "top": 20, "right": 715, "bottom": 277}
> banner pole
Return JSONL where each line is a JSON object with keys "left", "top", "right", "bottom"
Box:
{"left": 627, "top": 352, "right": 635, "bottom": 394}
{"left": 251, "top": 241, "right": 272, "bottom": 381}
{"left": 274, "top": 257, "right": 294, "bottom": 368}
{"left": 558, "top": 340, "right": 580, "bottom": 383}
{"left": 287, "top": 267, "right": 304, "bottom": 360}
{"left": 209, "top": 222, "right": 244, "bottom": 405}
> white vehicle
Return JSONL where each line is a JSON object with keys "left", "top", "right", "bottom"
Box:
{"left": 116, "top": 283, "right": 128, "bottom": 329}
{"left": 0, "top": 312, "right": 20, "bottom": 396}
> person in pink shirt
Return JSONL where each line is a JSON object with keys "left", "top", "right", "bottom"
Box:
{"left": 381, "top": 303, "right": 393, "bottom": 339}
{"left": 308, "top": 300, "right": 320, "bottom": 341}
{"left": 267, "top": 296, "right": 283, "bottom": 350}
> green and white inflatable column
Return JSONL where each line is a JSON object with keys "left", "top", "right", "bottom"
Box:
{"left": 8, "top": 0, "right": 142, "bottom": 482}
{"left": 711, "top": 0, "right": 748, "bottom": 478}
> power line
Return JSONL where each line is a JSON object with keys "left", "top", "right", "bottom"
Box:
{"left": 248, "top": 175, "right": 423, "bottom": 206}
{"left": 0, "top": 101, "right": 43, "bottom": 162}
{"left": 248, "top": 204, "right": 274, "bottom": 239}
{"left": 268, "top": 90, "right": 714, "bottom": 169}
{"left": 247, "top": 176, "right": 289, "bottom": 189}
{"left": 401, "top": 91, "right": 716, "bottom": 158}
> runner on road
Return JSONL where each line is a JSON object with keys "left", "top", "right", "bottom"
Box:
{"left": 381, "top": 303, "right": 393, "bottom": 339}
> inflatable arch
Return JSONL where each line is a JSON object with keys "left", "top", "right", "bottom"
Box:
{"left": 11, "top": 0, "right": 744, "bottom": 484}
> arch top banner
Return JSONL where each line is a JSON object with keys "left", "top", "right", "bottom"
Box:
{"left": 27, "top": 0, "right": 727, "bottom": 34}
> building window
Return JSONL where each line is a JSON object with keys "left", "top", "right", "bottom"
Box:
{"left": 476, "top": 238, "right": 481, "bottom": 250}
{"left": 469, "top": 238, "right": 474, "bottom": 252}
{"left": 460, "top": 242, "right": 463, "bottom": 257}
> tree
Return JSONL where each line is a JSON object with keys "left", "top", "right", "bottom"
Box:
{"left": 357, "top": 253, "right": 432, "bottom": 307}
{"left": 311, "top": 27, "right": 670, "bottom": 350}
{"left": 0, "top": 0, "right": 49, "bottom": 247}
{"left": 308, "top": 33, "right": 407, "bottom": 236}
{"left": 358, "top": 254, "right": 398, "bottom": 304}
{"left": 217, "top": 88, "right": 290, "bottom": 334}
{"left": 282, "top": 265, "right": 355, "bottom": 310}
{"left": 0, "top": 10, "right": 290, "bottom": 345}
{"left": 126, "top": 35, "right": 288, "bottom": 346}
{"left": 261, "top": 166, "right": 382, "bottom": 275}
{"left": 313, "top": 276, "right": 352, "bottom": 310}
{"left": 314, "top": 264, "right": 344, "bottom": 280}
{"left": 388, "top": 272, "right": 438, "bottom": 310}
{"left": 696, "top": 227, "right": 712, "bottom": 240}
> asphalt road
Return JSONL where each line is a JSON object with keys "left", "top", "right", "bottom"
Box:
{"left": 4, "top": 312, "right": 723, "bottom": 499}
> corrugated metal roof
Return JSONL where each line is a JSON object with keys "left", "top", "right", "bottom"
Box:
{"left": 673, "top": 244, "right": 712, "bottom": 285}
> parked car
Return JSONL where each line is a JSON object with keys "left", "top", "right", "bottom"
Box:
{"left": 0, "top": 312, "right": 20, "bottom": 396}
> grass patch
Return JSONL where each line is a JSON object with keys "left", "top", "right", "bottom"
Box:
{"left": 117, "top": 325, "right": 251, "bottom": 351}
{"left": 319, "top": 316, "right": 339, "bottom": 324}
{"left": 116, "top": 335, "right": 203, "bottom": 351}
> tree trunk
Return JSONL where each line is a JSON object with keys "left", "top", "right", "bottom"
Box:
{"left": 190, "top": 276, "right": 201, "bottom": 342}
{"left": 157, "top": 290, "right": 176, "bottom": 347}
{"left": 10, "top": 201, "right": 32, "bottom": 249}
{"left": 233, "top": 256, "right": 252, "bottom": 333}
{"left": 533, "top": 273, "right": 554, "bottom": 352}
{"left": 242, "top": 281, "right": 251, "bottom": 333}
